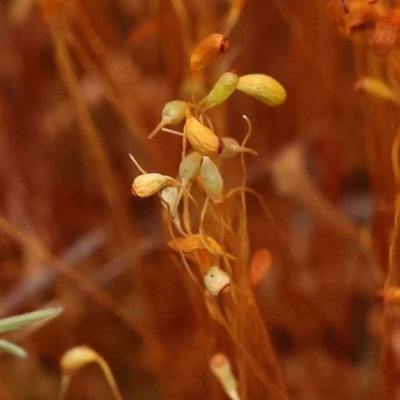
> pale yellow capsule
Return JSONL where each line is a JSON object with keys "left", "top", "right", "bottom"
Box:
{"left": 59, "top": 346, "right": 123, "bottom": 400}
{"left": 60, "top": 346, "right": 98, "bottom": 373}
{"left": 132, "top": 173, "right": 175, "bottom": 197}
{"left": 184, "top": 107, "right": 224, "bottom": 157}
{"left": 237, "top": 74, "right": 286, "bottom": 106}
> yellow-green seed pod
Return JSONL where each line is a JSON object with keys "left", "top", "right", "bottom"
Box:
{"left": 179, "top": 152, "right": 203, "bottom": 186}
{"left": 132, "top": 173, "right": 175, "bottom": 197}
{"left": 237, "top": 74, "right": 286, "bottom": 106}
{"left": 148, "top": 100, "right": 186, "bottom": 139}
{"left": 184, "top": 107, "right": 224, "bottom": 157}
{"left": 200, "top": 156, "right": 224, "bottom": 203}
{"left": 200, "top": 70, "right": 239, "bottom": 111}
{"left": 354, "top": 77, "right": 400, "bottom": 105}
{"left": 219, "top": 137, "right": 258, "bottom": 159}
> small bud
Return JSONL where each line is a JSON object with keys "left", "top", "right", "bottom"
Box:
{"left": 354, "top": 77, "right": 400, "bottom": 105}
{"left": 179, "top": 152, "right": 203, "bottom": 186}
{"left": 148, "top": 100, "right": 186, "bottom": 139}
{"left": 61, "top": 346, "right": 99, "bottom": 374}
{"left": 168, "top": 233, "right": 224, "bottom": 256}
{"left": 190, "top": 33, "right": 230, "bottom": 74}
{"left": 200, "top": 157, "right": 224, "bottom": 203}
{"left": 200, "top": 70, "right": 240, "bottom": 111}
{"left": 219, "top": 137, "right": 258, "bottom": 159}
{"left": 184, "top": 107, "right": 224, "bottom": 157}
{"left": 209, "top": 353, "right": 240, "bottom": 400}
{"left": 236, "top": 74, "right": 286, "bottom": 106}
{"left": 204, "top": 266, "right": 230, "bottom": 296}
{"left": 132, "top": 173, "right": 175, "bottom": 197}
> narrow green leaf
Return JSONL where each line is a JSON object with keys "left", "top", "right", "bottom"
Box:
{"left": 0, "top": 307, "right": 62, "bottom": 335}
{"left": 0, "top": 339, "right": 27, "bottom": 358}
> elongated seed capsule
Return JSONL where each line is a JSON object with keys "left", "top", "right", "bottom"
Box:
{"left": 204, "top": 266, "right": 230, "bottom": 296}
{"left": 179, "top": 152, "right": 203, "bottom": 186}
{"left": 148, "top": 100, "right": 186, "bottom": 139}
{"left": 190, "top": 33, "right": 230, "bottom": 74}
{"left": 171, "top": 151, "right": 203, "bottom": 216}
{"left": 132, "top": 173, "right": 175, "bottom": 197}
{"left": 200, "top": 157, "right": 224, "bottom": 203}
{"left": 354, "top": 77, "right": 400, "bottom": 104}
{"left": 210, "top": 353, "right": 240, "bottom": 400}
{"left": 236, "top": 74, "right": 286, "bottom": 106}
{"left": 200, "top": 70, "right": 240, "bottom": 111}
{"left": 184, "top": 107, "right": 224, "bottom": 156}
{"left": 219, "top": 137, "right": 258, "bottom": 159}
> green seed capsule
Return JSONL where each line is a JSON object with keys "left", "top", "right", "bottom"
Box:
{"left": 200, "top": 70, "right": 240, "bottom": 110}
{"left": 200, "top": 157, "right": 224, "bottom": 203}
{"left": 219, "top": 137, "right": 258, "bottom": 159}
{"left": 179, "top": 152, "right": 203, "bottom": 186}
{"left": 172, "top": 152, "right": 203, "bottom": 216}
{"left": 148, "top": 100, "right": 187, "bottom": 139}
{"left": 236, "top": 74, "right": 286, "bottom": 106}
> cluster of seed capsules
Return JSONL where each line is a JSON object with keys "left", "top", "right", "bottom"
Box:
{"left": 130, "top": 33, "right": 286, "bottom": 298}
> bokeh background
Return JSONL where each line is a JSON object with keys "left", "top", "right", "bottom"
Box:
{"left": 0, "top": 0, "right": 396, "bottom": 399}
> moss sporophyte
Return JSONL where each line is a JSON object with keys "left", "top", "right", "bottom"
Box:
{"left": 129, "top": 32, "right": 287, "bottom": 400}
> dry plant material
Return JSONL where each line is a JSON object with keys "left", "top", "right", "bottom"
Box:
{"left": 129, "top": 33, "right": 289, "bottom": 399}
{"left": 168, "top": 233, "right": 227, "bottom": 259}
